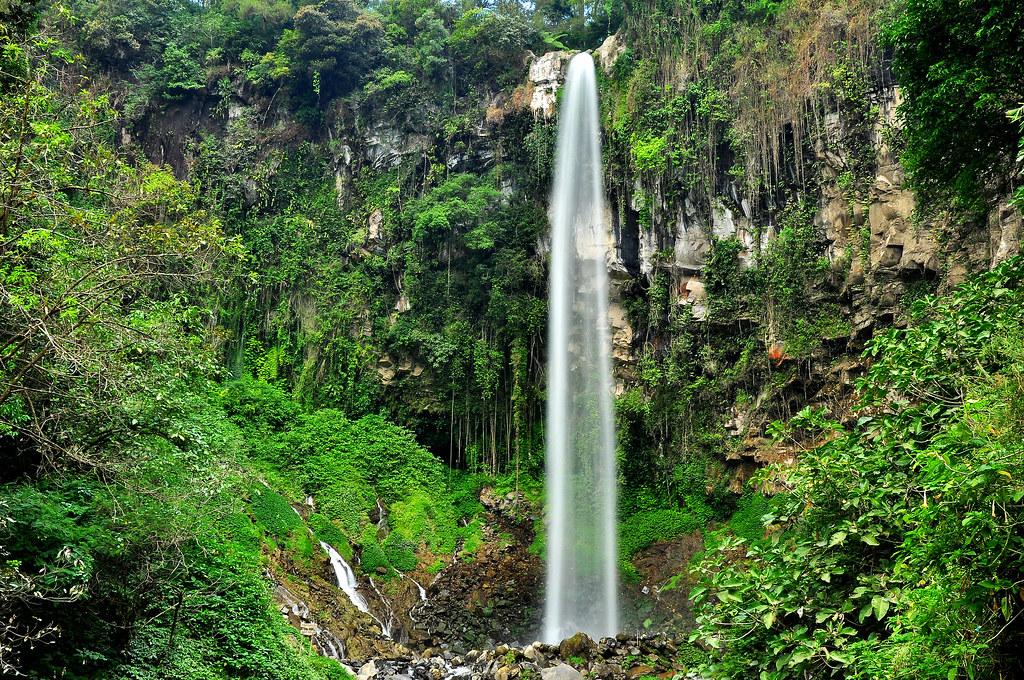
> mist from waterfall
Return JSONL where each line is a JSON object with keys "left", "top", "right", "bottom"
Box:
{"left": 543, "top": 52, "right": 618, "bottom": 644}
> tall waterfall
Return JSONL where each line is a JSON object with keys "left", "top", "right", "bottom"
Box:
{"left": 543, "top": 52, "right": 618, "bottom": 643}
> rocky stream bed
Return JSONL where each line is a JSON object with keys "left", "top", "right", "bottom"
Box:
{"left": 336, "top": 632, "right": 705, "bottom": 680}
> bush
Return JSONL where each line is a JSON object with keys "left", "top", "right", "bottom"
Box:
{"left": 250, "top": 485, "right": 302, "bottom": 539}
{"left": 311, "top": 655, "right": 357, "bottom": 680}
{"left": 309, "top": 513, "right": 350, "bottom": 555}
{"left": 358, "top": 524, "right": 390, "bottom": 575}
{"left": 390, "top": 491, "right": 458, "bottom": 554}
{"left": 221, "top": 379, "right": 301, "bottom": 435}
{"left": 458, "top": 517, "right": 483, "bottom": 558}
{"left": 382, "top": 532, "right": 418, "bottom": 571}
{"left": 220, "top": 511, "right": 261, "bottom": 553}
{"left": 729, "top": 492, "right": 773, "bottom": 542}
{"left": 317, "top": 479, "right": 375, "bottom": 536}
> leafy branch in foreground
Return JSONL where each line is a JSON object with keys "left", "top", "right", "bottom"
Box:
{"left": 0, "top": 11, "right": 241, "bottom": 469}
{"left": 0, "top": 12, "right": 252, "bottom": 675}
{"left": 692, "top": 257, "right": 1024, "bottom": 679}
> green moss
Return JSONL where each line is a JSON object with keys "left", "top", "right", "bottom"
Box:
{"left": 675, "top": 643, "right": 708, "bottom": 669}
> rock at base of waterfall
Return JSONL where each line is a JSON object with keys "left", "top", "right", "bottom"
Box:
{"left": 558, "top": 632, "right": 597, "bottom": 660}
{"left": 358, "top": 660, "right": 378, "bottom": 680}
{"left": 522, "top": 643, "right": 547, "bottom": 666}
{"left": 495, "top": 665, "right": 520, "bottom": 680}
{"left": 541, "top": 664, "right": 584, "bottom": 680}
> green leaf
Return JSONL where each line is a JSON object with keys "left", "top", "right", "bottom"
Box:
{"left": 830, "top": 650, "right": 852, "bottom": 664}
{"left": 872, "top": 596, "right": 889, "bottom": 620}
{"left": 763, "top": 611, "right": 775, "bottom": 628}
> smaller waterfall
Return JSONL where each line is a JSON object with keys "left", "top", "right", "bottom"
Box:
{"left": 320, "top": 541, "right": 372, "bottom": 613}
{"left": 321, "top": 541, "right": 395, "bottom": 638}
{"left": 408, "top": 576, "right": 427, "bottom": 602}
{"left": 367, "top": 576, "right": 395, "bottom": 638}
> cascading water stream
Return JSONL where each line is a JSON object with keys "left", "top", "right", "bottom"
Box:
{"left": 320, "top": 539, "right": 394, "bottom": 638}
{"left": 544, "top": 52, "right": 618, "bottom": 643}
{"left": 320, "top": 541, "right": 372, "bottom": 614}
{"left": 367, "top": 576, "right": 395, "bottom": 638}
{"left": 286, "top": 503, "right": 393, "bottom": 638}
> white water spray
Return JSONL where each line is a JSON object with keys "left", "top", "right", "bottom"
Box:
{"left": 543, "top": 52, "right": 618, "bottom": 643}
{"left": 320, "top": 541, "right": 372, "bottom": 613}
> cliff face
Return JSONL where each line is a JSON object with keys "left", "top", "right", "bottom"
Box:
{"left": 126, "top": 26, "right": 1019, "bottom": 485}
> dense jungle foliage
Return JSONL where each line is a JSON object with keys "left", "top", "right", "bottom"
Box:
{"left": 1, "top": 0, "right": 1023, "bottom": 677}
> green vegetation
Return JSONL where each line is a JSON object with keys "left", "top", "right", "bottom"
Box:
{"left": 251, "top": 484, "right": 304, "bottom": 538}
{"left": 619, "top": 510, "right": 701, "bottom": 582}
{"left": 883, "top": 0, "right": 1024, "bottom": 220}
{"left": 727, "top": 492, "right": 773, "bottom": 543}
{"left": 692, "top": 257, "right": 1024, "bottom": 678}
{"left": 2, "top": 0, "right": 1024, "bottom": 675}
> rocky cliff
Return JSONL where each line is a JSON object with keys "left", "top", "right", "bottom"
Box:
{"left": 127, "top": 27, "right": 1021, "bottom": 487}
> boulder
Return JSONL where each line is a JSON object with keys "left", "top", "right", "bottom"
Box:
{"left": 495, "top": 665, "right": 520, "bottom": 680}
{"left": 357, "top": 661, "right": 378, "bottom": 680}
{"left": 522, "top": 643, "right": 547, "bottom": 666}
{"left": 559, "top": 632, "right": 598, "bottom": 660}
{"left": 591, "top": 663, "right": 620, "bottom": 680}
{"left": 541, "top": 664, "right": 584, "bottom": 680}
{"left": 596, "top": 34, "right": 626, "bottom": 75}
{"left": 528, "top": 51, "right": 574, "bottom": 118}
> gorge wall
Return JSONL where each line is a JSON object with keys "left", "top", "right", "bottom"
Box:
{"left": 126, "top": 14, "right": 1023, "bottom": 496}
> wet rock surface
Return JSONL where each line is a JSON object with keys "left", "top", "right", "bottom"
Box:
{"left": 270, "top": 488, "right": 704, "bottom": 672}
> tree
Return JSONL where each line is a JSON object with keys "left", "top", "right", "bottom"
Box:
{"left": 883, "top": 0, "right": 1024, "bottom": 218}
{"left": 0, "top": 9, "right": 237, "bottom": 473}
{"left": 287, "top": 0, "right": 384, "bottom": 99}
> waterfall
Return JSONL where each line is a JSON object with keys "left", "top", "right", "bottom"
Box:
{"left": 321, "top": 540, "right": 396, "bottom": 638}
{"left": 367, "top": 576, "right": 395, "bottom": 638}
{"left": 320, "top": 541, "right": 372, "bottom": 614}
{"left": 543, "top": 52, "right": 618, "bottom": 643}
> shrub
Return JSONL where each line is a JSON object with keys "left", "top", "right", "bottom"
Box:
{"left": 390, "top": 491, "right": 458, "bottom": 554}
{"left": 311, "top": 655, "right": 357, "bottom": 680}
{"left": 358, "top": 524, "right": 390, "bottom": 575}
{"left": 729, "top": 492, "right": 773, "bottom": 542}
{"left": 382, "top": 532, "right": 418, "bottom": 572}
{"left": 309, "top": 513, "right": 350, "bottom": 557}
{"left": 287, "top": 528, "right": 316, "bottom": 564}
{"left": 220, "top": 511, "right": 261, "bottom": 553}
{"left": 317, "top": 480, "right": 375, "bottom": 536}
{"left": 250, "top": 485, "right": 302, "bottom": 539}
{"left": 458, "top": 518, "right": 483, "bottom": 558}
